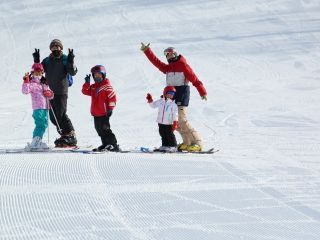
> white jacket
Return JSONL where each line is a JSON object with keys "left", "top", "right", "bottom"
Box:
{"left": 149, "top": 98, "right": 178, "bottom": 125}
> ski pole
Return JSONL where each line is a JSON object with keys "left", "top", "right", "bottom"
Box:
{"left": 46, "top": 99, "right": 50, "bottom": 144}
{"left": 48, "top": 101, "right": 62, "bottom": 134}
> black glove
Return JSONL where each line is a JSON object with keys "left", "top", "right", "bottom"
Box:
{"left": 84, "top": 74, "right": 91, "bottom": 83}
{"left": 107, "top": 109, "right": 113, "bottom": 118}
{"left": 33, "top": 48, "right": 40, "bottom": 63}
{"left": 40, "top": 76, "right": 47, "bottom": 84}
{"left": 67, "top": 48, "right": 75, "bottom": 64}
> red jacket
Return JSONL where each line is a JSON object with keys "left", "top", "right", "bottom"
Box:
{"left": 82, "top": 79, "right": 116, "bottom": 117}
{"left": 144, "top": 48, "right": 207, "bottom": 97}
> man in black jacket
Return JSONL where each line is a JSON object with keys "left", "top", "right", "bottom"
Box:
{"left": 33, "top": 39, "right": 77, "bottom": 147}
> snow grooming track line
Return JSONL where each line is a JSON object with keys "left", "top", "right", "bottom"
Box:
{"left": 88, "top": 154, "right": 153, "bottom": 240}
{"left": 216, "top": 161, "right": 319, "bottom": 222}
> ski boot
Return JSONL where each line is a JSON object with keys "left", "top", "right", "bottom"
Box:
{"left": 92, "top": 144, "right": 120, "bottom": 152}
{"left": 26, "top": 137, "right": 49, "bottom": 151}
{"left": 187, "top": 144, "right": 202, "bottom": 152}
{"left": 54, "top": 132, "right": 77, "bottom": 148}
{"left": 177, "top": 143, "right": 188, "bottom": 152}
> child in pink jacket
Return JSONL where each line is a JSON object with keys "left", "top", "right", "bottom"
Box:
{"left": 22, "top": 63, "right": 54, "bottom": 150}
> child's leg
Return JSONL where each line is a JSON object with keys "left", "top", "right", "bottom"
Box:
{"left": 94, "top": 116, "right": 117, "bottom": 146}
{"left": 32, "top": 109, "right": 48, "bottom": 138}
{"left": 164, "top": 124, "right": 177, "bottom": 147}
{"left": 158, "top": 124, "right": 167, "bottom": 146}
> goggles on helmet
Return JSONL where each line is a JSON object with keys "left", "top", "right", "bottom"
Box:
{"left": 166, "top": 91, "right": 175, "bottom": 96}
{"left": 164, "top": 47, "right": 176, "bottom": 57}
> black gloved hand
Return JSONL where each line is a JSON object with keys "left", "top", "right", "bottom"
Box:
{"left": 67, "top": 48, "right": 75, "bottom": 64}
{"left": 85, "top": 74, "right": 91, "bottom": 83}
{"left": 40, "top": 76, "right": 47, "bottom": 84}
{"left": 107, "top": 109, "right": 113, "bottom": 118}
{"left": 33, "top": 48, "right": 40, "bottom": 63}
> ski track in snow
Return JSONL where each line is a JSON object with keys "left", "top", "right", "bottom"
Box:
{"left": 0, "top": 152, "right": 320, "bottom": 239}
{"left": 1, "top": 0, "right": 320, "bottom": 239}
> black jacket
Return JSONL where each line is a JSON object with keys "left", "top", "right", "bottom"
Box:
{"left": 42, "top": 54, "right": 77, "bottom": 94}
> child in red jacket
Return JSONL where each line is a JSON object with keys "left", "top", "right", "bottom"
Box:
{"left": 81, "top": 65, "right": 119, "bottom": 152}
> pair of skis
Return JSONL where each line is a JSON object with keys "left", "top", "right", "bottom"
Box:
{"left": 73, "top": 147, "right": 218, "bottom": 154}
{"left": 1, "top": 146, "right": 218, "bottom": 155}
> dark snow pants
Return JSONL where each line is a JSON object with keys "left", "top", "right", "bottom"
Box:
{"left": 158, "top": 123, "right": 177, "bottom": 147}
{"left": 94, "top": 115, "right": 117, "bottom": 146}
{"left": 49, "top": 94, "right": 75, "bottom": 135}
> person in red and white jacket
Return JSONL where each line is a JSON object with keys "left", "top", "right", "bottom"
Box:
{"left": 82, "top": 65, "right": 119, "bottom": 152}
{"left": 141, "top": 43, "right": 207, "bottom": 152}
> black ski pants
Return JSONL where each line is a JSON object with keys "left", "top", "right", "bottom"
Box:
{"left": 49, "top": 94, "right": 75, "bottom": 135}
{"left": 94, "top": 115, "right": 117, "bottom": 146}
{"left": 158, "top": 123, "right": 177, "bottom": 147}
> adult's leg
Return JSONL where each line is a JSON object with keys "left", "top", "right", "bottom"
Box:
{"left": 177, "top": 107, "right": 202, "bottom": 147}
{"left": 49, "top": 94, "right": 74, "bottom": 135}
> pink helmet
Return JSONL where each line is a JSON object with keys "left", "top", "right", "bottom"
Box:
{"left": 31, "top": 63, "right": 44, "bottom": 73}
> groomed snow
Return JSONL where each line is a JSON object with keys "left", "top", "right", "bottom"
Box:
{"left": 0, "top": 0, "right": 320, "bottom": 239}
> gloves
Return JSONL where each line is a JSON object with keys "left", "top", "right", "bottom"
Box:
{"left": 67, "top": 48, "right": 75, "bottom": 64}
{"left": 146, "top": 93, "right": 153, "bottom": 103}
{"left": 140, "top": 42, "right": 150, "bottom": 52}
{"left": 107, "top": 109, "right": 113, "bottom": 117}
{"left": 33, "top": 48, "right": 40, "bottom": 63}
{"left": 172, "top": 121, "right": 178, "bottom": 131}
{"left": 85, "top": 74, "right": 91, "bottom": 83}
{"left": 40, "top": 76, "right": 46, "bottom": 84}
{"left": 201, "top": 95, "right": 207, "bottom": 101}
{"left": 43, "top": 90, "right": 53, "bottom": 98}
{"left": 23, "top": 72, "right": 30, "bottom": 83}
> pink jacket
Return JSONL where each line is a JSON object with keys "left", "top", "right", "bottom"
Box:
{"left": 22, "top": 78, "right": 54, "bottom": 110}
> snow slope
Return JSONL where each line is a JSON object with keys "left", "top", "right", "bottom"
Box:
{"left": 0, "top": 0, "right": 320, "bottom": 239}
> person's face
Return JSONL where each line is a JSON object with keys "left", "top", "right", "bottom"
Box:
{"left": 50, "top": 44, "right": 62, "bottom": 52}
{"left": 165, "top": 51, "right": 176, "bottom": 60}
{"left": 32, "top": 70, "right": 42, "bottom": 77}
{"left": 165, "top": 91, "right": 175, "bottom": 99}
{"left": 93, "top": 72, "right": 103, "bottom": 79}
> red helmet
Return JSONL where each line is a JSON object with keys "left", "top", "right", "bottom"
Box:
{"left": 91, "top": 65, "right": 106, "bottom": 78}
{"left": 31, "top": 63, "right": 44, "bottom": 73}
{"left": 163, "top": 86, "right": 176, "bottom": 95}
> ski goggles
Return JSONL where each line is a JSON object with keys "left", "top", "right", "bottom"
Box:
{"left": 166, "top": 91, "right": 175, "bottom": 96}
{"left": 164, "top": 48, "right": 176, "bottom": 57}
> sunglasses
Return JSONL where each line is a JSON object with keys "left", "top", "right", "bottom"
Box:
{"left": 51, "top": 44, "right": 61, "bottom": 49}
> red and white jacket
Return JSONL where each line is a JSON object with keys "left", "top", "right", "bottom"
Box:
{"left": 144, "top": 48, "right": 207, "bottom": 97}
{"left": 82, "top": 79, "right": 116, "bottom": 117}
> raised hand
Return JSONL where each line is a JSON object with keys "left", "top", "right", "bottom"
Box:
{"left": 32, "top": 48, "right": 40, "bottom": 63}
{"left": 23, "top": 72, "right": 30, "bottom": 83}
{"left": 67, "top": 48, "right": 75, "bottom": 64}
{"left": 146, "top": 93, "right": 153, "bottom": 103}
{"left": 84, "top": 74, "right": 91, "bottom": 83}
{"left": 140, "top": 42, "right": 150, "bottom": 52}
